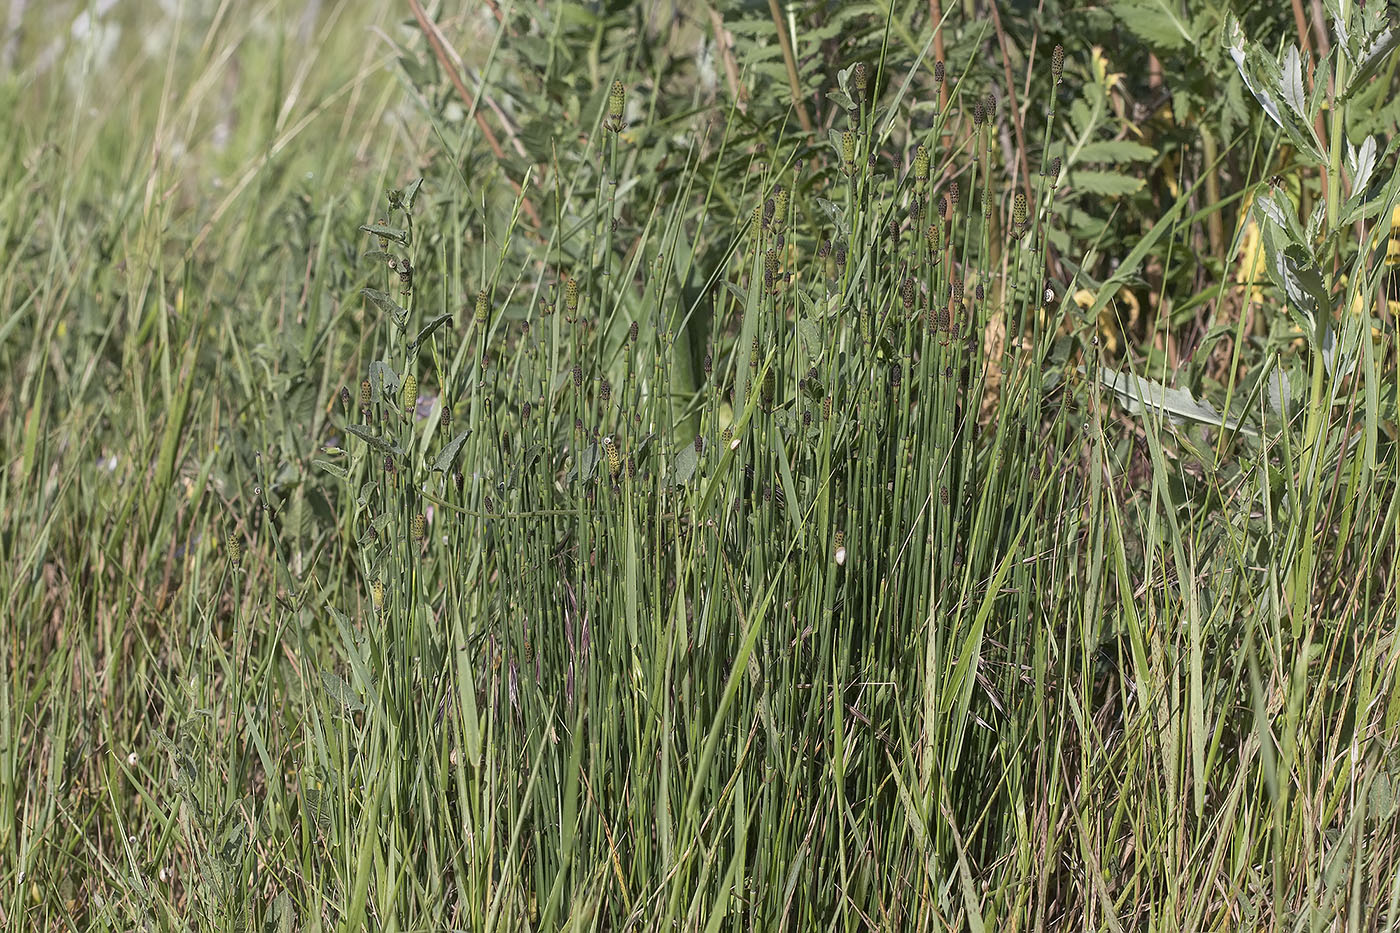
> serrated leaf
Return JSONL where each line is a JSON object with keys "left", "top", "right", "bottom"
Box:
{"left": 358, "top": 223, "right": 408, "bottom": 245}
{"left": 1110, "top": 0, "right": 1192, "bottom": 49}
{"left": 1344, "top": 28, "right": 1398, "bottom": 98}
{"left": 1069, "top": 170, "right": 1145, "bottom": 196}
{"left": 1345, "top": 135, "right": 1377, "bottom": 192}
{"left": 431, "top": 430, "right": 471, "bottom": 473}
{"left": 1279, "top": 45, "right": 1307, "bottom": 118}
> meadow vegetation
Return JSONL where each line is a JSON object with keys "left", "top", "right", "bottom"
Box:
{"left": 3, "top": 0, "right": 1400, "bottom": 930}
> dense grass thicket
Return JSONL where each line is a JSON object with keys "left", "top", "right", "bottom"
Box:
{"left": 4, "top": 1, "right": 1400, "bottom": 930}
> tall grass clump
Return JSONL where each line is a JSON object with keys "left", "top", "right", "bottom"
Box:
{"left": 4, "top": 0, "right": 1400, "bottom": 930}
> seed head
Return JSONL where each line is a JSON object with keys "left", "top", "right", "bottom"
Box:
{"left": 940, "top": 485, "right": 949, "bottom": 505}
{"left": 412, "top": 512, "right": 427, "bottom": 541}
{"left": 901, "top": 276, "right": 917, "bottom": 312}
{"left": 572, "top": 363, "right": 583, "bottom": 389}
{"left": 440, "top": 402, "right": 451, "bottom": 430}
{"left": 983, "top": 92, "right": 997, "bottom": 123}
{"left": 973, "top": 98, "right": 985, "bottom": 126}
{"left": 926, "top": 222, "right": 942, "bottom": 253}
{"left": 600, "top": 378, "right": 612, "bottom": 402}
{"left": 853, "top": 62, "right": 869, "bottom": 94}
{"left": 703, "top": 352, "right": 712, "bottom": 376}
{"left": 226, "top": 532, "right": 241, "bottom": 568}
{"left": 934, "top": 61, "right": 945, "bottom": 85}
{"left": 914, "top": 144, "right": 930, "bottom": 182}
{"left": 565, "top": 276, "right": 579, "bottom": 313}
{"left": 948, "top": 181, "right": 960, "bottom": 210}
{"left": 606, "top": 80, "right": 627, "bottom": 132}
{"left": 629, "top": 320, "right": 639, "bottom": 344}
{"left": 1012, "top": 192, "right": 1028, "bottom": 237}
{"left": 339, "top": 385, "right": 352, "bottom": 413}
{"left": 400, "top": 374, "right": 418, "bottom": 413}
{"left": 1051, "top": 45, "right": 1064, "bottom": 79}
{"left": 749, "top": 336, "right": 760, "bottom": 369}
{"left": 371, "top": 579, "right": 385, "bottom": 613}
{"left": 841, "top": 131, "right": 857, "bottom": 174}
{"left": 834, "top": 530, "right": 847, "bottom": 565}
{"left": 694, "top": 435, "right": 704, "bottom": 454}
{"left": 521, "top": 401, "right": 532, "bottom": 420}
{"left": 476, "top": 289, "right": 490, "bottom": 327}
{"left": 359, "top": 378, "right": 372, "bottom": 414}
{"left": 822, "top": 395, "right": 832, "bottom": 420}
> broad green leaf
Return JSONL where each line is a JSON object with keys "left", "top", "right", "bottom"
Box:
{"left": 673, "top": 442, "right": 699, "bottom": 486}
{"left": 313, "top": 459, "right": 348, "bottom": 479}
{"left": 1069, "top": 170, "right": 1145, "bottom": 197}
{"left": 431, "top": 430, "right": 471, "bottom": 472}
{"left": 1109, "top": 0, "right": 1192, "bottom": 50}
{"left": 362, "top": 288, "right": 408, "bottom": 322}
{"left": 412, "top": 312, "right": 454, "bottom": 347}
{"left": 344, "top": 423, "right": 394, "bottom": 453}
{"left": 1075, "top": 140, "right": 1158, "bottom": 163}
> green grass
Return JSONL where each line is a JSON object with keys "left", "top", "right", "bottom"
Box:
{"left": 3, "top": 1, "right": 1400, "bottom": 930}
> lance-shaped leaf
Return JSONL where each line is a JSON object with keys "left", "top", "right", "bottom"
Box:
{"left": 362, "top": 288, "right": 408, "bottom": 322}
{"left": 358, "top": 222, "right": 409, "bottom": 245}
{"left": 1089, "top": 365, "right": 1253, "bottom": 435}
{"left": 431, "top": 430, "right": 471, "bottom": 473}
{"left": 412, "top": 312, "right": 454, "bottom": 348}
